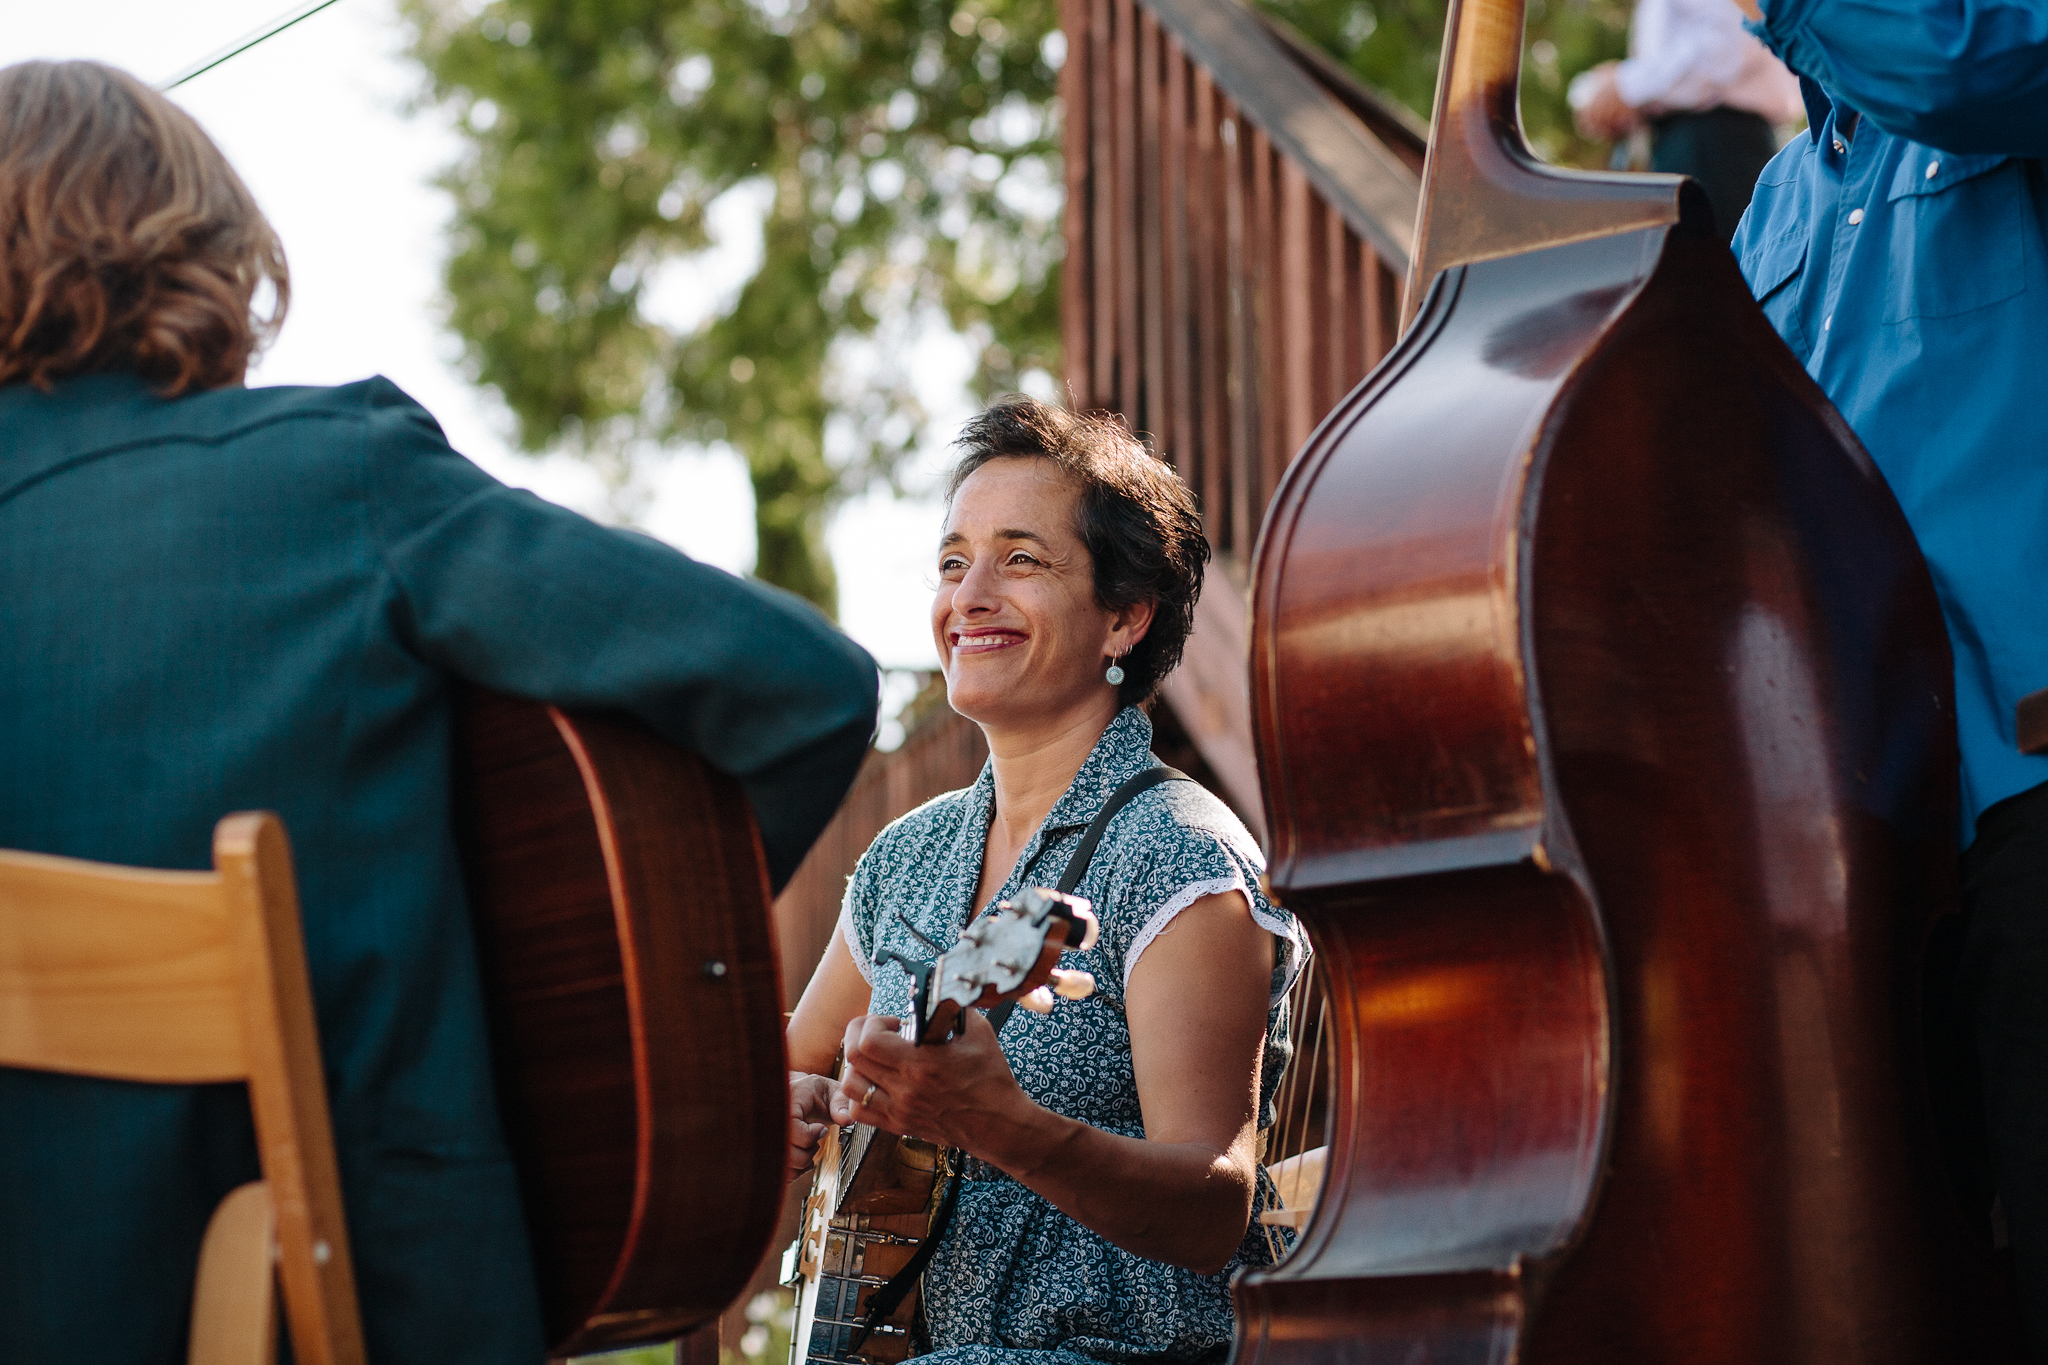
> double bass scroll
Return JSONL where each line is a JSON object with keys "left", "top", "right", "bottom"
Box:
{"left": 1239, "top": 0, "right": 2022, "bottom": 1359}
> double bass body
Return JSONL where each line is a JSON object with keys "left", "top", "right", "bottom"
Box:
{"left": 1238, "top": 1, "right": 2017, "bottom": 1358}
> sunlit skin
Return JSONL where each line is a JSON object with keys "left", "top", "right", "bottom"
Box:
{"left": 783, "top": 455, "right": 1278, "bottom": 1274}
{"left": 1573, "top": 62, "right": 1644, "bottom": 143}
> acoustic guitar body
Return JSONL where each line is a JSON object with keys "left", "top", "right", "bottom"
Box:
{"left": 453, "top": 687, "right": 789, "bottom": 1358}
{"left": 1241, "top": 158, "right": 2021, "bottom": 1362}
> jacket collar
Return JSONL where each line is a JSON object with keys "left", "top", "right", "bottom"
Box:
{"left": 0, "top": 372, "right": 169, "bottom": 507}
{"left": 1799, "top": 75, "right": 1834, "bottom": 144}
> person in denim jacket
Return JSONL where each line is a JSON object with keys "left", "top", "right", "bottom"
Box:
{"left": 1730, "top": 1, "right": 2047, "bottom": 1351}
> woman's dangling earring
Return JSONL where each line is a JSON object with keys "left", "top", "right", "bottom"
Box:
{"left": 1105, "top": 653, "right": 1125, "bottom": 687}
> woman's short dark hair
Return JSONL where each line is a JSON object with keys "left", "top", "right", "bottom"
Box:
{"left": 948, "top": 397, "right": 1211, "bottom": 707}
{"left": 0, "top": 60, "right": 288, "bottom": 396}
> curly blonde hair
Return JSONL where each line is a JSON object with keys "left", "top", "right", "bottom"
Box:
{"left": 0, "top": 60, "right": 287, "bottom": 395}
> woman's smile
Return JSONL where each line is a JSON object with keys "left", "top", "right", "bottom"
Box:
{"left": 952, "top": 627, "right": 1028, "bottom": 657}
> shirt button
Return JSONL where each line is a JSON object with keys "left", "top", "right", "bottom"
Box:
{"left": 1833, "top": 139, "right": 1846, "bottom": 153}
{"left": 1927, "top": 161, "right": 1940, "bottom": 178}
{"left": 1848, "top": 208, "right": 1865, "bottom": 225}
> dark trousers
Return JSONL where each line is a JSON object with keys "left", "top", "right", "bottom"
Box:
{"left": 1961, "top": 779, "right": 2048, "bottom": 1359}
{"left": 1648, "top": 106, "right": 1780, "bottom": 244}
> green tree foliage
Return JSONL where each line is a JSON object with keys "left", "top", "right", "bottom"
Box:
{"left": 404, "top": 0, "right": 1625, "bottom": 613}
{"left": 403, "top": 0, "right": 1066, "bottom": 612}
{"left": 1254, "top": 0, "right": 1632, "bottom": 165}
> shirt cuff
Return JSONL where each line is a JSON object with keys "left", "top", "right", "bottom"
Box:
{"left": 1611, "top": 58, "right": 1665, "bottom": 112}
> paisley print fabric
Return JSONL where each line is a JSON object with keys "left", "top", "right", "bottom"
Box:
{"left": 839, "top": 706, "right": 1305, "bottom": 1364}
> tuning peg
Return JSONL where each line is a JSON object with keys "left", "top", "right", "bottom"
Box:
{"left": 1016, "top": 987, "right": 1056, "bottom": 1013}
{"left": 1049, "top": 969, "right": 1095, "bottom": 1000}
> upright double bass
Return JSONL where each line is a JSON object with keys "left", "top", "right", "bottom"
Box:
{"left": 1240, "top": 0, "right": 2019, "bottom": 1360}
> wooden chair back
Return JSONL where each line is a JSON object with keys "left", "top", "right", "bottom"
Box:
{"left": 0, "top": 813, "right": 365, "bottom": 1365}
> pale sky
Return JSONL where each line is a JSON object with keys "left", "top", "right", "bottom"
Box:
{"left": 2, "top": 0, "right": 956, "bottom": 670}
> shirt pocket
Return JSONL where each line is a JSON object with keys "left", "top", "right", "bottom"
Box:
{"left": 1884, "top": 149, "right": 2026, "bottom": 323}
{"left": 1743, "top": 228, "right": 1811, "bottom": 355}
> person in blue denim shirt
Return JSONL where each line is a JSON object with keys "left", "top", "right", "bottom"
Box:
{"left": 1730, "top": 0, "right": 2048, "bottom": 1351}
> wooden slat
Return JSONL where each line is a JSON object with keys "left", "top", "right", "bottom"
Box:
{"left": 1363, "top": 240, "right": 1387, "bottom": 370}
{"left": 1250, "top": 126, "right": 1278, "bottom": 516}
{"left": 1192, "top": 69, "right": 1230, "bottom": 553}
{"left": 218, "top": 813, "right": 366, "bottom": 1365}
{"left": 1113, "top": 0, "right": 1141, "bottom": 423}
{"left": 1327, "top": 206, "right": 1354, "bottom": 412}
{"left": 1279, "top": 156, "right": 1314, "bottom": 465}
{"left": 1130, "top": 0, "right": 1419, "bottom": 267}
{"left": 1224, "top": 104, "right": 1255, "bottom": 563}
{"left": 1089, "top": 0, "right": 1116, "bottom": 409}
{"left": 1343, "top": 228, "right": 1359, "bottom": 378}
{"left": 1286, "top": 157, "right": 1318, "bottom": 462}
{"left": 1375, "top": 253, "right": 1399, "bottom": 363}
{"left": 190, "top": 1182, "right": 280, "bottom": 1365}
{"left": 1060, "top": 0, "right": 1093, "bottom": 408}
{"left": 1138, "top": 10, "right": 1168, "bottom": 454}
{"left": 1156, "top": 560, "right": 1266, "bottom": 841}
{"left": 0, "top": 849, "right": 244, "bottom": 1083}
{"left": 1307, "top": 186, "right": 1332, "bottom": 434}
{"left": 772, "top": 707, "right": 991, "bottom": 1003}
{"left": 1163, "top": 35, "right": 1193, "bottom": 476}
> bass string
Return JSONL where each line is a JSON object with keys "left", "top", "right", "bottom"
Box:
{"left": 1261, "top": 953, "right": 1322, "bottom": 1262}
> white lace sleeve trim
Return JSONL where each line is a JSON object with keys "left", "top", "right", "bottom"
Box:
{"left": 1123, "top": 874, "right": 1305, "bottom": 1003}
{"left": 1121, "top": 874, "right": 1247, "bottom": 996}
{"left": 839, "top": 885, "right": 875, "bottom": 987}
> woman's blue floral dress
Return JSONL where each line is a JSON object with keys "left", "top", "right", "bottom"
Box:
{"left": 840, "top": 706, "right": 1306, "bottom": 1365}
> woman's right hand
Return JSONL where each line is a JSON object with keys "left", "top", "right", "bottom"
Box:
{"left": 787, "top": 1071, "right": 835, "bottom": 1184}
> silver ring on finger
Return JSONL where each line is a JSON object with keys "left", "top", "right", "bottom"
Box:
{"left": 863, "top": 1083, "right": 878, "bottom": 1106}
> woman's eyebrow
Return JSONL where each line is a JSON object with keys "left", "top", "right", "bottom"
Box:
{"left": 939, "top": 528, "right": 1052, "bottom": 549}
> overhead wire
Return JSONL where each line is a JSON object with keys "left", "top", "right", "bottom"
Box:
{"left": 157, "top": 0, "right": 346, "bottom": 91}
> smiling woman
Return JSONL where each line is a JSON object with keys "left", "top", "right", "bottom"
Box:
{"left": 785, "top": 397, "right": 1306, "bottom": 1365}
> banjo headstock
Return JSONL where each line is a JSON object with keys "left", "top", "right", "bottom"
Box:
{"left": 891, "top": 887, "right": 1099, "bottom": 1045}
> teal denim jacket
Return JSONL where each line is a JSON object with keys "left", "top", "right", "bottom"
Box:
{"left": 0, "top": 374, "right": 878, "bottom": 1363}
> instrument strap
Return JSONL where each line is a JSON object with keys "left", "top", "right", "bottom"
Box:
{"left": 844, "top": 1150, "right": 961, "bottom": 1352}
{"left": 985, "top": 764, "right": 1189, "bottom": 1034}
{"left": 849, "top": 764, "right": 1191, "bottom": 1351}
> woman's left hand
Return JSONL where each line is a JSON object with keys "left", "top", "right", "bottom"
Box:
{"left": 831, "top": 1010, "right": 1034, "bottom": 1158}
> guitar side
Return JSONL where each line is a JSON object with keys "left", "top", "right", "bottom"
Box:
{"left": 453, "top": 687, "right": 790, "bottom": 1358}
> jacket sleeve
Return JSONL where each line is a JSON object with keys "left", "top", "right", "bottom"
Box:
{"left": 362, "top": 381, "right": 879, "bottom": 890}
{"left": 1754, "top": 0, "right": 2048, "bottom": 154}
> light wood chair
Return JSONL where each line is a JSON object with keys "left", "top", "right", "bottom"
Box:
{"left": 1260, "top": 1145, "right": 1326, "bottom": 1232}
{"left": 0, "top": 813, "right": 366, "bottom": 1365}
